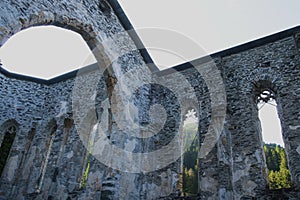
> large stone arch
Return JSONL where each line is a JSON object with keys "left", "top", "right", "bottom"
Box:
{"left": 0, "top": 10, "right": 102, "bottom": 63}
{"left": 0, "top": 1, "right": 129, "bottom": 76}
{"left": 3, "top": 12, "right": 97, "bottom": 48}
{"left": 0, "top": 2, "right": 103, "bottom": 47}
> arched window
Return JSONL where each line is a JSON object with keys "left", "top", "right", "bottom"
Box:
{"left": 79, "top": 111, "right": 98, "bottom": 188}
{"left": 0, "top": 121, "right": 18, "bottom": 177}
{"left": 36, "top": 120, "right": 57, "bottom": 192}
{"left": 256, "top": 86, "right": 291, "bottom": 189}
{"left": 80, "top": 123, "right": 98, "bottom": 188}
{"left": 180, "top": 109, "right": 199, "bottom": 196}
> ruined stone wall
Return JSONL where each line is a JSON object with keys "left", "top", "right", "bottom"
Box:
{"left": 0, "top": 72, "right": 47, "bottom": 199}
{"left": 148, "top": 31, "right": 300, "bottom": 199}
{"left": 220, "top": 35, "right": 300, "bottom": 199}
{"left": 0, "top": 0, "right": 162, "bottom": 199}
{"left": 0, "top": 64, "right": 164, "bottom": 199}
{"left": 0, "top": 68, "right": 103, "bottom": 199}
{"left": 1, "top": 0, "right": 300, "bottom": 199}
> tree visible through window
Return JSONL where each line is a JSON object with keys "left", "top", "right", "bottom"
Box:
{"left": 182, "top": 109, "right": 198, "bottom": 196}
{"left": 257, "top": 89, "right": 291, "bottom": 189}
{"left": 263, "top": 144, "right": 291, "bottom": 189}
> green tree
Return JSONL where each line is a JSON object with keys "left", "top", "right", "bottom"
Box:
{"left": 264, "top": 143, "right": 291, "bottom": 189}
{"left": 182, "top": 122, "right": 198, "bottom": 196}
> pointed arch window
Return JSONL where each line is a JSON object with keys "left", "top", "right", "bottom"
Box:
{"left": 181, "top": 109, "right": 199, "bottom": 196}
{"left": 36, "top": 120, "right": 57, "bottom": 192}
{"left": 255, "top": 86, "right": 292, "bottom": 189}
{"left": 0, "top": 123, "right": 17, "bottom": 176}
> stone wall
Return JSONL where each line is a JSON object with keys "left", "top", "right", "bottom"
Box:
{"left": 0, "top": 0, "right": 158, "bottom": 199}
{"left": 1, "top": 0, "right": 300, "bottom": 199}
{"left": 220, "top": 35, "right": 300, "bottom": 199}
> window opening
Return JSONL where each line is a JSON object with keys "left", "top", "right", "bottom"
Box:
{"left": 181, "top": 109, "right": 199, "bottom": 196}
{"left": 80, "top": 123, "right": 97, "bottom": 188}
{"left": 0, "top": 125, "right": 17, "bottom": 176}
{"left": 257, "top": 89, "right": 291, "bottom": 189}
{"left": 36, "top": 122, "right": 57, "bottom": 192}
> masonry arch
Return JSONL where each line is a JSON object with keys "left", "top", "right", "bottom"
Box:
{"left": 252, "top": 79, "right": 292, "bottom": 189}
{"left": 0, "top": 10, "right": 118, "bottom": 77}
{"left": 1, "top": 25, "right": 96, "bottom": 78}
{"left": 0, "top": 11, "right": 99, "bottom": 49}
{"left": 0, "top": 12, "right": 99, "bottom": 71}
{"left": 252, "top": 80, "right": 278, "bottom": 104}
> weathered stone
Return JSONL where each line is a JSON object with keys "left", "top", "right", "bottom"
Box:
{"left": 0, "top": 0, "right": 300, "bottom": 199}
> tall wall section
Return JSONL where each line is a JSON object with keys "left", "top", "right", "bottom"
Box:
{"left": 0, "top": 0, "right": 166, "bottom": 199}
{"left": 164, "top": 28, "right": 300, "bottom": 199}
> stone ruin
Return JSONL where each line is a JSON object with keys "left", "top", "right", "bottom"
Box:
{"left": 0, "top": 0, "right": 300, "bottom": 199}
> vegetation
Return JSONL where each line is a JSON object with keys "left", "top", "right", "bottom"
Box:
{"left": 81, "top": 160, "right": 90, "bottom": 188}
{"left": 182, "top": 122, "right": 198, "bottom": 196}
{"left": 264, "top": 143, "right": 291, "bottom": 189}
{"left": 181, "top": 128, "right": 292, "bottom": 193}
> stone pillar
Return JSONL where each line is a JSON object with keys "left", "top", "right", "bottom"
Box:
{"left": 229, "top": 98, "right": 268, "bottom": 199}
{"left": 197, "top": 62, "right": 230, "bottom": 199}
{"left": 278, "top": 87, "right": 300, "bottom": 190}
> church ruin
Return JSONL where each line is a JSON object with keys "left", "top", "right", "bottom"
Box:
{"left": 0, "top": 0, "right": 300, "bottom": 199}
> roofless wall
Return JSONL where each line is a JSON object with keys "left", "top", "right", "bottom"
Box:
{"left": 1, "top": 0, "right": 300, "bottom": 199}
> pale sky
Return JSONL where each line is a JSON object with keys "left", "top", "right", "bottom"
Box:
{"left": 118, "top": 0, "right": 300, "bottom": 68}
{"left": 259, "top": 102, "right": 284, "bottom": 147}
{"left": 1, "top": 1, "right": 300, "bottom": 76}
{"left": 0, "top": 0, "right": 297, "bottom": 146}
{"left": 0, "top": 26, "right": 96, "bottom": 79}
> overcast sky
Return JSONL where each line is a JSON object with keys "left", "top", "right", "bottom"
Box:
{"left": 118, "top": 0, "right": 300, "bottom": 68}
{"left": 0, "top": 0, "right": 298, "bottom": 146}
{"left": 0, "top": 26, "right": 95, "bottom": 79}
{"left": 1, "top": 0, "right": 299, "bottom": 77}
{"left": 259, "top": 102, "right": 284, "bottom": 147}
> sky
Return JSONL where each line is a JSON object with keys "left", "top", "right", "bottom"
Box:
{"left": 0, "top": 1, "right": 299, "bottom": 77}
{"left": 0, "top": 26, "right": 96, "bottom": 79}
{"left": 118, "top": 0, "right": 300, "bottom": 68}
{"left": 0, "top": 0, "right": 298, "bottom": 146}
{"left": 259, "top": 102, "right": 284, "bottom": 147}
